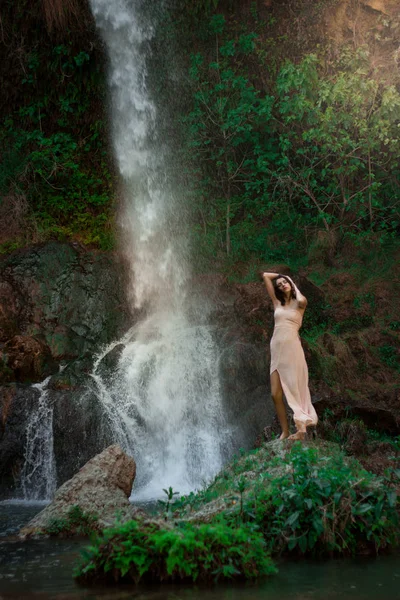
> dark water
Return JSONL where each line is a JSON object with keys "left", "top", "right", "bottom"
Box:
{"left": 0, "top": 503, "right": 400, "bottom": 600}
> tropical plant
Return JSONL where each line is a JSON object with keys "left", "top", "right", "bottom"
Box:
{"left": 75, "top": 519, "right": 276, "bottom": 584}
{"left": 250, "top": 443, "right": 399, "bottom": 555}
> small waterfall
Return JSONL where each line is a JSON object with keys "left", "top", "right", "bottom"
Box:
{"left": 89, "top": 0, "right": 232, "bottom": 497}
{"left": 20, "top": 377, "right": 56, "bottom": 501}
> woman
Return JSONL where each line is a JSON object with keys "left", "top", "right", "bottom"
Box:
{"left": 262, "top": 272, "right": 318, "bottom": 440}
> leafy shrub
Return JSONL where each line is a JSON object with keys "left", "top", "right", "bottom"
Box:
{"left": 248, "top": 443, "right": 399, "bottom": 555}
{"left": 75, "top": 519, "right": 276, "bottom": 584}
{"left": 0, "top": 27, "right": 114, "bottom": 250}
{"left": 378, "top": 345, "right": 400, "bottom": 372}
{"left": 184, "top": 18, "right": 400, "bottom": 264}
{"left": 45, "top": 505, "right": 99, "bottom": 537}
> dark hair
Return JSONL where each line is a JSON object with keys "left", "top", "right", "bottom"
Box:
{"left": 273, "top": 275, "right": 296, "bottom": 306}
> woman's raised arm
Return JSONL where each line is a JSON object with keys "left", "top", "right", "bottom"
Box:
{"left": 285, "top": 275, "right": 307, "bottom": 308}
{"left": 262, "top": 272, "right": 280, "bottom": 307}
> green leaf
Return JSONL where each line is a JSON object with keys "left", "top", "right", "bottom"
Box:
{"left": 285, "top": 511, "right": 300, "bottom": 528}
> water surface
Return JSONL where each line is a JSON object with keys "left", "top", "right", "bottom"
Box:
{"left": 1, "top": 503, "right": 399, "bottom": 600}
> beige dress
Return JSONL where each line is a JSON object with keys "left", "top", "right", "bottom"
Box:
{"left": 270, "top": 304, "right": 318, "bottom": 432}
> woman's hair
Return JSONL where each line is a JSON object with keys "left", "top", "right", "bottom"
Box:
{"left": 273, "top": 275, "right": 296, "bottom": 306}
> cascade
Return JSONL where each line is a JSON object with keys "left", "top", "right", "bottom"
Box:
{"left": 20, "top": 377, "right": 56, "bottom": 501}
{"left": 89, "top": 0, "right": 232, "bottom": 498}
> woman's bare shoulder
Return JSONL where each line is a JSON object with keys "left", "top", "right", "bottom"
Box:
{"left": 297, "top": 296, "right": 308, "bottom": 310}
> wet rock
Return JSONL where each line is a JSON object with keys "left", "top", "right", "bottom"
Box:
{"left": 2, "top": 335, "right": 57, "bottom": 383}
{"left": 0, "top": 242, "right": 134, "bottom": 498}
{"left": 0, "top": 385, "right": 38, "bottom": 496}
{"left": 52, "top": 386, "right": 114, "bottom": 485}
{"left": 20, "top": 445, "right": 137, "bottom": 537}
{"left": 0, "top": 281, "right": 21, "bottom": 341}
{"left": 48, "top": 359, "right": 90, "bottom": 390}
{"left": 0, "top": 381, "right": 114, "bottom": 498}
{"left": 0, "top": 242, "right": 130, "bottom": 360}
{"left": 95, "top": 343, "right": 125, "bottom": 381}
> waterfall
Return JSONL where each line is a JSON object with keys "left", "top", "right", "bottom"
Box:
{"left": 20, "top": 377, "right": 56, "bottom": 501}
{"left": 89, "top": 0, "right": 232, "bottom": 498}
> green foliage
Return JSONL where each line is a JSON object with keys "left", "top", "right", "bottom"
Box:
{"left": 175, "top": 441, "right": 399, "bottom": 558}
{"left": 45, "top": 505, "right": 99, "bottom": 537}
{"left": 247, "top": 443, "right": 399, "bottom": 555}
{"left": 320, "top": 413, "right": 400, "bottom": 452}
{"left": 378, "top": 345, "right": 400, "bottom": 372}
{"left": 184, "top": 20, "right": 400, "bottom": 266}
{"left": 0, "top": 33, "right": 114, "bottom": 249}
{"left": 184, "top": 21, "right": 279, "bottom": 261}
{"left": 331, "top": 315, "right": 373, "bottom": 335}
{"left": 158, "top": 486, "right": 180, "bottom": 520}
{"left": 75, "top": 519, "right": 276, "bottom": 584}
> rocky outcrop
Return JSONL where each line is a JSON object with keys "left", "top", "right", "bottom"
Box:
{"left": 20, "top": 445, "right": 138, "bottom": 537}
{"left": 0, "top": 242, "right": 131, "bottom": 366}
{"left": 0, "top": 242, "right": 132, "bottom": 496}
{"left": 0, "top": 379, "right": 115, "bottom": 498}
{"left": 1, "top": 335, "right": 56, "bottom": 383}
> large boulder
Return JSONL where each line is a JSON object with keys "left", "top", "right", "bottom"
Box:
{"left": 20, "top": 445, "right": 137, "bottom": 537}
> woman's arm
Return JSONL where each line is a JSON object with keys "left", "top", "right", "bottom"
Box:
{"left": 285, "top": 275, "right": 308, "bottom": 308}
{"left": 262, "top": 272, "right": 280, "bottom": 307}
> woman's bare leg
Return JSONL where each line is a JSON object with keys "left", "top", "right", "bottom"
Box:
{"left": 270, "top": 371, "right": 289, "bottom": 440}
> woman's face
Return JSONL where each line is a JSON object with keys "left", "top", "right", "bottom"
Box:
{"left": 276, "top": 277, "right": 291, "bottom": 294}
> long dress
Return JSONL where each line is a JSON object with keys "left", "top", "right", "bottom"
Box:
{"left": 270, "top": 304, "right": 318, "bottom": 432}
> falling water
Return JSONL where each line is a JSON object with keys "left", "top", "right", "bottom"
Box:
{"left": 89, "top": 0, "right": 231, "bottom": 498}
{"left": 20, "top": 377, "right": 56, "bottom": 501}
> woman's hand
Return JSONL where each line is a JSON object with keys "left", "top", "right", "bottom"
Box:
{"left": 284, "top": 274, "right": 307, "bottom": 308}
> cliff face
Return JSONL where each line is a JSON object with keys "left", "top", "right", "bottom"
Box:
{"left": 0, "top": 242, "right": 130, "bottom": 496}
{"left": 0, "top": 243, "right": 130, "bottom": 362}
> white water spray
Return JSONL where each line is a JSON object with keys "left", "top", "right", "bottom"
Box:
{"left": 20, "top": 377, "right": 56, "bottom": 501}
{"left": 89, "top": 0, "right": 231, "bottom": 497}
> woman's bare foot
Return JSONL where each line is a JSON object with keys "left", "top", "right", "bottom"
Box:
{"left": 279, "top": 431, "right": 289, "bottom": 440}
{"left": 288, "top": 431, "right": 305, "bottom": 441}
